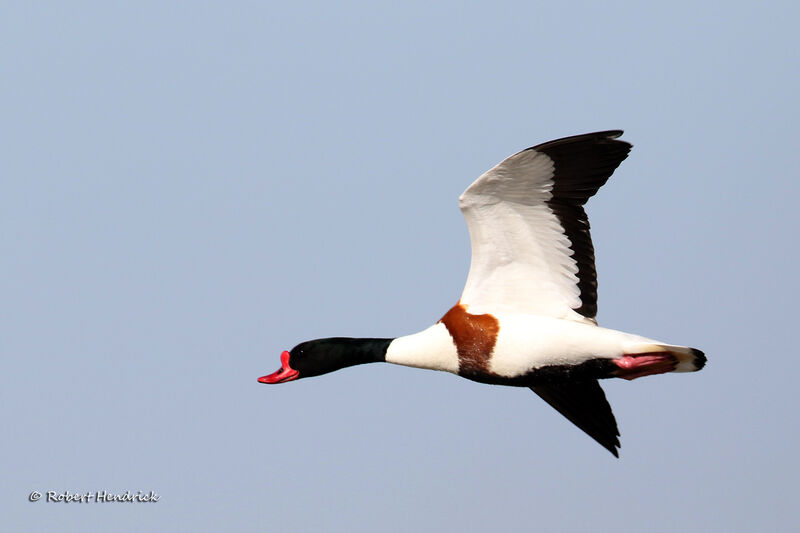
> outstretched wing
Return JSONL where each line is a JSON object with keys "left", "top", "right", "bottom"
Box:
{"left": 530, "top": 380, "right": 621, "bottom": 457}
{"left": 458, "top": 131, "right": 632, "bottom": 322}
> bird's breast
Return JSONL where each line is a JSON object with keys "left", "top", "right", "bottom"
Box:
{"left": 438, "top": 302, "right": 499, "bottom": 378}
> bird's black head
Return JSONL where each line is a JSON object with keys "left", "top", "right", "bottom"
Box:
{"left": 258, "top": 337, "right": 392, "bottom": 384}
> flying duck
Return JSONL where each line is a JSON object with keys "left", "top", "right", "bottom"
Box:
{"left": 259, "top": 130, "right": 706, "bottom": 457}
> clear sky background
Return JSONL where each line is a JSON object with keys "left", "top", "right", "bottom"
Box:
{"left": 3, "top": 1, "right": 799, "bottom": 531}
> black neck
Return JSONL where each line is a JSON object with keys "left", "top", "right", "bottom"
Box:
{"left": 319, "top": 337, "right": 392, "bottom": 366}
{"left": 292, "top": 337, "right": 393, "bottom": 379}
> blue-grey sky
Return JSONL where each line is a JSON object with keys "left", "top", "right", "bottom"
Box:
{"left": 4, "top": 1, "right": 799, "bottom": 531}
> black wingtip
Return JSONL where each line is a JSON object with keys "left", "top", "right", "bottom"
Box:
{"left": 531, "top": 129, "right": 632, "bottom": 153}
{"left": 530, "top": 381, "right": 621, "bottom": 459}
{"left": 604, "top": 432, "right": 621, "bottom": 458}
{"left": 589, "top": 129, "right": 624, "bottom": 140}
{"left": 595, "top": 435, "right": 621, "bottom": 458}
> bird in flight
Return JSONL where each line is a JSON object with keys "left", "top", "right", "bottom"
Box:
{"left": 259, "top": 130, "right": 706, "bottom": 457}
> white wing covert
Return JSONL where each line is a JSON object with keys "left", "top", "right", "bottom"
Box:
{"left": 458, "top": 131, "right": 631, "bottom": 323}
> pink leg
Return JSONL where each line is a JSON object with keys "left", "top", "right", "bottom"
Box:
{"left": 613, "top": 353, "right": 678, "bottom": 381}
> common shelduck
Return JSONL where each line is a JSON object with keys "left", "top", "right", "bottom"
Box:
{"left": 259, "top": 131, "right": 706, "bottom": 457}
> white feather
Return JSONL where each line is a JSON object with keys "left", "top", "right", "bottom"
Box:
{"left": 459, "top": 147, "right": 588, "bottom": 322}
{"left": 385, "top": 323, "right": 459, "bottom": 373}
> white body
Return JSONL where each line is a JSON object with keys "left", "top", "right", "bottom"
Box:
{"left": 386, "top": 314, "right": 697, "bottom": 379}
